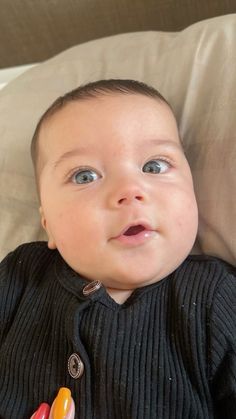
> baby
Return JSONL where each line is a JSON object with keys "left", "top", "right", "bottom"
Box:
{"left": 0, "top": 79, "right": 236, "bottom": 418}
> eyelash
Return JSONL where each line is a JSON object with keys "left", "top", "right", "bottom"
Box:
{"left": 153, "top": 156, "right": 173, "bottom": 166}
{"left": 145, "top": 156, "right": 175, "bottom": 172}
{"left": 66, "top": 166, "right": 99, "bottom": 183}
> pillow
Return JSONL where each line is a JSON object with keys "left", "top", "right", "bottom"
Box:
{"left": 0, "top": 14, "right": 236, "bottom": 265}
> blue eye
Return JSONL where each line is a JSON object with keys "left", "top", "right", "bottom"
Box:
{"left": 142, "top": 159, "right": 170, "bottom": 174}
{"left": 72, "top": 169, "right": 99, "bottom": 184}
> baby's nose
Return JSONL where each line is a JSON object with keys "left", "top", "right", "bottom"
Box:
{"left": 108, "top": 180, "right": 148, "bottom": 208}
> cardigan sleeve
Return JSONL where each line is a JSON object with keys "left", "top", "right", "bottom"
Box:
{"left": 0, "top": 246, "right": 31, "bottom": 345}
{"left": 209, "top": 270, "right": 236, "bottom": 418}
{"left": 0, "top": 242, "right": 52, "bottom": 346}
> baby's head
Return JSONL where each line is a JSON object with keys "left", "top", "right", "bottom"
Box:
{"left": 31, "top": 79, "right": 198, "bottom": 299}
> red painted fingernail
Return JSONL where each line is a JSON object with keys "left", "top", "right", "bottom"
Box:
{"left": 34, "top": 403, "right": 50, "bottom": 419}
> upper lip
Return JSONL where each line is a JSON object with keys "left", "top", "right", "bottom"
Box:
{"left": 115, "top": 221, "right": 154, "bottom": 238}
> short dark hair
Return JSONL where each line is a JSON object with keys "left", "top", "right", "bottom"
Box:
{"left": 31, "top": 79, "right": 173, "bottom": 192}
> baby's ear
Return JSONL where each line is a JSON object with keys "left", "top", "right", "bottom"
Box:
{"left": 39, "top": 206, "right": 57, "bottom": 249}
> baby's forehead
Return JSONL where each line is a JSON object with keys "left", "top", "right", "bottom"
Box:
{"left": 44, "top": 93, "right": 173, "bottom": 131}
{"left": 39, "top": 93, "right": 177, "bottom": 153}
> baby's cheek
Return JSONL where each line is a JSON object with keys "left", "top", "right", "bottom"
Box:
{"left": 174, "top": 194, "right": 198, "bottom": 236}
{"left": 186, "top": 208, "right": 198, "bottom": 239}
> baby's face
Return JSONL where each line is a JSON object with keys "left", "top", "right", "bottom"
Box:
{"left": 39, "top": 93, "right": 198, "bottom": 293}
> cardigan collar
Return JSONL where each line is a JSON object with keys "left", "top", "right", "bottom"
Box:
{"left": 54, "top": 249, "right": 171, "bottom": 309}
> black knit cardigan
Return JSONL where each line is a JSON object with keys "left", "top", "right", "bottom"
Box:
{"left": 0, "top": 242, "right": 236, "bottom": 419}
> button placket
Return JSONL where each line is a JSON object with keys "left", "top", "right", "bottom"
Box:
{"left": 67, "top": 282, "right": 103, "bottom": 383}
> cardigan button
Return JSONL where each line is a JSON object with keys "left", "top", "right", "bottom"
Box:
{"left": 68, "top": 353, "right": 84, "bottom": 379}
{"left": 83, "top": 280, "right": 102, "bottom": 296}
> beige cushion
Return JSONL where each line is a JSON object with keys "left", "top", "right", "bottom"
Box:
{"left": 1, "top": 14, "right": 236, "bottom": 264}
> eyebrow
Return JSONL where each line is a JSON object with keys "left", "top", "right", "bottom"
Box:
{"left": 52, "top": 138, "right": 182, "bottom": 170}
{"left": 52, "top": 147, "right": 89, "bottom": 170}
{"left": 139, "top": 138, "right": 183, "bottom": 151}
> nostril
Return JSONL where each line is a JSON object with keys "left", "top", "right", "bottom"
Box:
{"left": 118, "top": 195, "right": 143, "bottom": 205}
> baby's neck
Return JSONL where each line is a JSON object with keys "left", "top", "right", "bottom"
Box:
{"left": 106, "top": 287, "right": 133, "bottom": 304}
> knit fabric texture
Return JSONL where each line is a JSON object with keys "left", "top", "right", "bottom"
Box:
{"left": 0, "top": 242, "right": 236, "bottom": 418}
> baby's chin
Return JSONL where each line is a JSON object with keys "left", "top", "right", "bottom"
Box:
{"left": 101, "top": 268, "right": 171, "bottom": 291}
{"left": 102, "top": 270, "right": 169, "bottom": 304}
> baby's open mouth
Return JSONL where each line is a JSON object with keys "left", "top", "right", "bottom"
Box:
{"left": 123, "top": 225, "right": 146, "bottom": 236}
{"left": 112, "top": 222, "right": 155, "bottom": 246}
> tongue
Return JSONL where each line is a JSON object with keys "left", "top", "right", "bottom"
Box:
{"left": 124, "top": 225, "right": 145, "bottom": 236}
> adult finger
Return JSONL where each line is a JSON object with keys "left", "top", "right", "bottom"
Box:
{"left": 30, "top": 402, "right": 50, "bottom": 419}
{"left": 49, "top": 388, "right": 75, "bottom": 419}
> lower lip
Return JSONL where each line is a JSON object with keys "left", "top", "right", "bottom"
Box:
{"left": 113, "top": 229, "right": 156, "bottom": 246}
